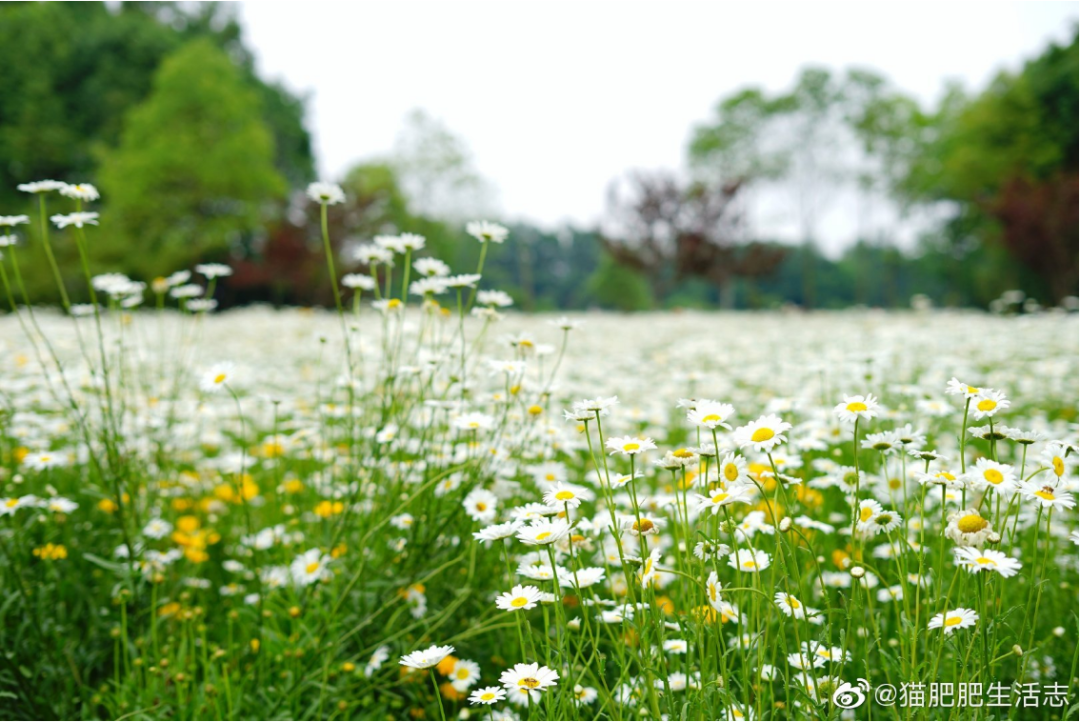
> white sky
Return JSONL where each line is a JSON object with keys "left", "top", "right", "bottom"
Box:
{"left": 240, "top": 1, "right": 1077, "bottom": 249}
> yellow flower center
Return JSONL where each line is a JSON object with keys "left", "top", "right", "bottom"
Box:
{"left": 983, "top": 469, "right": 1003, "bottom": 485}
{"left": 305, "top": 562, "right": 320, "bottom": 575}
{"left": 456, "top": 669, "right": 470, "bottom": 679}
{"left": 788, "top": 596, "right": 801, "bottom": 609}
{"left": 510, "top": 597, "right": 529, "bottom": 608}
{"left": 966, "top": 386, "right": 979, "bottom": 394}
{"left": 957, "top": 514, "right": 988, "bottom": 534}
{"left": 976, "top": 399, "right": 996, "bottom": 412}
{"left": 519, "top": 677, "right": 540, "bottom": 689}
{"left": 1052, "top": 457, "right": 1064, "bottom": 477}
{"left": 555, "top": 490, "right": 575, "bottom": 501}
{"left": 1034, "top": 489, "right": 1055, "bottom": 501}
{"left": 724, "top": 464, "right": 739, "bottom": 481}
{"left": 742, "top": 560, "right": 757, "bottom": 569}
{"left": 711, "top": 493, "right": 729, "bottom": 504}
{"left": 673, "top": 448, "right": 695, "bottom": 458}
{"left": 944, "top": 616, "right": 963, "bottom": 627}
{"left": 975, "top": 557, "right": 996, "bottom": 565}
{"left": 623, "top": 442, "right": 640, "bottom": 452}
{"left": 750, "top": 428, "right": 775, "bottom": 443}
{"left": 846, "top": 402, "right": 867, "bottom": 412}
{"left": 387, "top": 299, "right": 402, "bottom": 309}
{"left": 860, "top": 507, "right": 874, "bottom": 522}
{"left": 702, "top": 414, "right": 722, "bottom": 423}
{"left": 481, "top": 692, "right": 495, "bottom": 700}
{"left": 535, "top": 532, "right": 551, "bottom": 541}
{"left": 214, "top": 373, "right": 227, "bottom": 384}
{"left": 634, "top": 519, "right": 654, "bottom": 532}
{"left": 475, "top": 502, "right": 487, "bottom": 511}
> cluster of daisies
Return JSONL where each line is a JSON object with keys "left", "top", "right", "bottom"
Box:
{"left": 399, "top": 644, "right": 561, "bottom": 712}
{"left": 398, "top": 374, "right": 1076, "bottom": 716}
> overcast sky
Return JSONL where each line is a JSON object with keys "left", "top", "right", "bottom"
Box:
{"left": 240, "top": 1, "right": 1077, "bottom": 247}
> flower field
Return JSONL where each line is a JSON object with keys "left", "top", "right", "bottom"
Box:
{"left": 0, "top": 183, "right": 1077, "bottom": 721}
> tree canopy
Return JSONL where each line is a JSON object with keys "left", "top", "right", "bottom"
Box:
{"left": 98, "top": 38, "right": 286, "bottom": 277}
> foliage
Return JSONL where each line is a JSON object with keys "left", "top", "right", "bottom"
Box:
{"left": 586, "top": 252, "right": 655, "bottom": 311}
{"left": 600, "top": 171, "right": 786, "bottom": 303}
{"left": 905, "top": 30, "right": 1079, "bottom": 302}
{"left": 0, "top": 2, "right": 312, "bottom": 298}
{"left": 97, "top": 39, "right": 286, "bottom": 279}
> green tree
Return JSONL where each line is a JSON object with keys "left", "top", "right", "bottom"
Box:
{"left": 904, "top": 30, "right": 1078, "bottom": 302}
{"left": 586, "top": 253, "right": 654, "bottom": 311}
{"left": 97, "top": 38, "right": 286, "bottom": 277}
{"left": 0, "top": 3, "right": 312, "bottom": 213}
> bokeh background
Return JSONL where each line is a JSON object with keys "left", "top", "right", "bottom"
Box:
{"left": 2, "top": 1, "right": 1076, "bottom": 311}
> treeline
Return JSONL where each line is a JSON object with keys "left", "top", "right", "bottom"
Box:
{"left": 0, "top": 2, "right": 1075, "bottom": 311}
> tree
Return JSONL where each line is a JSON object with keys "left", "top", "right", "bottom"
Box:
{"left": 600, "top": 170, "right": 785, "bottom": 306}
{"left": 391, "top": 109, "right": 496, "bottom": 221}
{"left": 690, "top": 68, "right": 872, "bottom": 307}
{"left": 586, "top": 253, "right": 654, "bottom": 311}
{"left": 904, "top": 30, "right": 1078, "bottom": 302}
{"left": 97, "top": 38, "right": 286, "bottom": 277}
{"left": 0, "top": 3, "right": 312, "bottom": 212}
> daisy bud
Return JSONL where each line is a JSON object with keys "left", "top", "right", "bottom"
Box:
{"left": 779, "top": 517, "right": 792, "bottom": 533}
{"left": 850, "top": 566, "right": 866, "bottom": 579}
{"left": 987, "top": 531, "right": 1001, "bottom": 544}
{"left": 720, "top": 519, "right": 738, "bottom": 534}
{"left": 1053, "top": 627, "right": 1065, "bottom": 637}
{"left": 1012, "top": 644, "right": 1023, "bottom": 656}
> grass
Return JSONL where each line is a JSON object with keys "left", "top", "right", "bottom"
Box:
{"left": 0, "top": 187, "right": 1077, "bottom": 721}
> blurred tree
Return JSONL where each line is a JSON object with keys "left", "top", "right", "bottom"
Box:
{"left": 586, "top": 253, "right": 655, "bottom": 311}
{"left": 0, "top": 1, "right": 313, "bottom": 225}
{"left": 690, "top": 68, "right": 861, "bottom": 308}
{"left": 600, "top": 170, "right": 786, "bottom": 306}
{"left": 905, "top": 30, "right": 1078, "bottom": 302}
{"left": 228, "top": 162, "right": 472, "bottom": 307}
{"left": 97, "top": 38, "right": 286, "bottom": 277}
{"left": 392, "top": 109, "right": 497, "bottom": 222}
